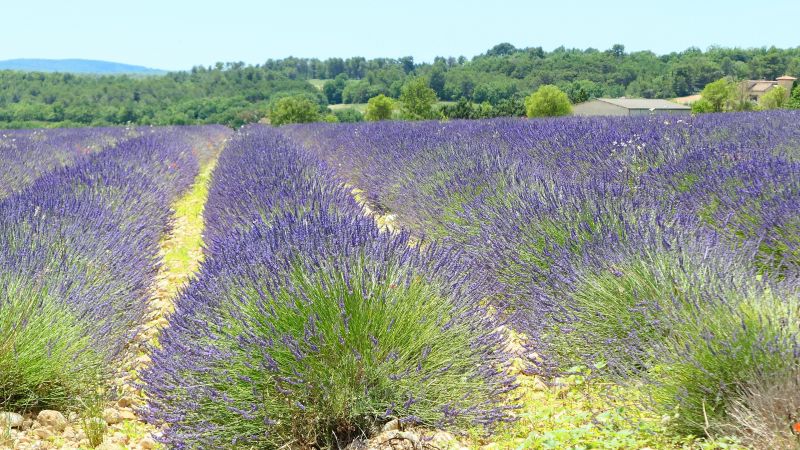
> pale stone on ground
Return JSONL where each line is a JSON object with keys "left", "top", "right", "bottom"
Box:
{"left": 102, "top": 408, "right": 121, "bottom": 425}
{"left": 0, "top": 412, "right": 23, "bottom": 428}
{"left": 36, "top": 411, "right": 67, "bottom": 432}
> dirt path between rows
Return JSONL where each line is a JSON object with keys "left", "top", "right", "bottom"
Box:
{"left": 116, "top": 158, "right": 219, "bottom": 447}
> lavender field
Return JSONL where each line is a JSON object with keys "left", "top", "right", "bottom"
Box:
{"left": 0, "top": 127, "right": 133, "bottom": 199}
{"left": 2, "top": 112, "right": 800, "bottom": 449}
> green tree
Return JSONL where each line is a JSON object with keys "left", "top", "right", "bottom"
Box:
{"left": 691, "top": 98, "right": 715, "bottom": 113}
{"left": 564, "top": 80, "right": 604, "bottom": 103}
{"left": 486, "top": 42, "right": 517, "bottom": 57}
{"left": 364, "top": 94, "right": 394, "bottom": 121}
{"left": 524, "top": 85, "right": 571, "bottom": 118}
{"left": 494, "top": 97, "right": 525, "bottom": 117}
{"left": 759, "top": 86, "right": 788, "bottom": 109}
{"left": 342, "top": 80, "right": 386, "bottom": 104}
{"left": 332, "top": 108, "right": 364, "bottom": 123}
{"left": 441, "top": 97, "right": 479, "bottom": 120}
{"left": 788, "top": 85, "right": 800, "bottom": 109}
{"left": 610, "top": 44, "right": 626, "bottom": 58}
{"left": 399, "top": 56, "right": 415, "bottom": 74}
{"left": 322, "top": 74, "right": 348, "bottom": 104}
{"left": 429, "top": 65, "right": 446, "bottom": 98}
{"left": 700, "top": 78, "right": 736, "bottom": 112}
{"left": 269, "top": 96, "right": 320, "bottom": 126}
{"left": 4, "top": 44, "right": 800, "bottom": 129}
{"left": 400, "top": 77, "right": 438, "bottom": 120}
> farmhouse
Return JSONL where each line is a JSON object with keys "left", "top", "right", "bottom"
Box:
{"left": 739, "top": 75, "right": 796, "bottom": 102}
{"left": 572, "top": 98, "right": 691, "bottom": 117}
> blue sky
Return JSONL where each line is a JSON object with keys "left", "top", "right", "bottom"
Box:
{"left": 3, "top": 0, "right": 798, "bottom": 70}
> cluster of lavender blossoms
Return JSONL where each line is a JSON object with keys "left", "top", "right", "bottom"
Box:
{"left": 0, "top": 125, "right": 228, "bottom": 411}
{"left": 0, "top": 126, "right": 136, "bottom": 199}
{"left": 284, "top": 111, "right": 800, "bottom": 436}
{"left": 142, "top": 125, "right": 518, "bottom": 449}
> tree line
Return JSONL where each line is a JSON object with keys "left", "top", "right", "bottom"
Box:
{"left": 1, "top": 44, "right": 799, "bottom": 128}
{"left": 0, "top": 66, "right": 322, "bottom": 128}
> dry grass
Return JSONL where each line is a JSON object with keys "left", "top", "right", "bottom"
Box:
{"left": 722, "top": 370, "right": 800, "bottom": 450}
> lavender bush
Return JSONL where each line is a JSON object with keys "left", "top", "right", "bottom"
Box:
{"left": 0, "top": 126, "right": 227, "bottom": 412}
{"left": 645, "top": 278, "right": 800, "bottom": 435}
{"left": 142, "top": 126, "right": 517, "bottom": 448}
{"left": 532, "top": 215, "right": 800, "bottom": 434}
{"left": 0, "top": 272, "right": 99, "bottom": 410}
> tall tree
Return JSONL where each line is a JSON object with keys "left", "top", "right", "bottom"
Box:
{"left": 788, "top": 86, "right": 800, "bottom": 109}
{"left": 429, "top": 65, "right": 446, "bottom": 98}
{"left": 700, "top": 78, "right": 736, "bottom": 112}
{"left": 400, "top": 78, "right": 438, "bottom": 120}
{"left": 322, "top": 74, "right": 348, "bottom": 104}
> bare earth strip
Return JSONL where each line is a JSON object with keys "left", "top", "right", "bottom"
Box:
{"left": 118, "top": 158, "right": 221, "bottom": 448}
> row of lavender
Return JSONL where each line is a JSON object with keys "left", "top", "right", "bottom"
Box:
{"left": 0, "top": 125, "right": 228, "bottom": 413}
{"left": 284, "top": 112, "right": 800, "bottom": 441}
{"left": 0, "top": 126, "right": 136, "bottom": 199}
{"left": 142, "top": 125, "right": 517, "bottom": 448}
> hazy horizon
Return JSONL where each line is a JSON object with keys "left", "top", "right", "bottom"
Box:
{"left": 4, "top": 0, "right": 799, "bottom": 71}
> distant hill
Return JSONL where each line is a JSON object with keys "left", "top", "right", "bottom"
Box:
{"left": 0, "top": 59, "right": 167, "bottom": 75}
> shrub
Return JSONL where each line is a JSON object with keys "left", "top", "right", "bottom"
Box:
{"left": 322, "top": 74, "right": 348, "bottom": 104}
{"left": 540, "top": 222, "right": 800, "bottom": 437}
{"left": 524, "top": 85, "right": 571, "bottom": 117}
{"left": 545, "top": 251, "right": 674, "bottom": 370}
{"left": 759, "top": 86, "right": 788, "bottom": 110}
{"left": 364, "top": 95, "right": 394, "bottom": 121}
{"left": 0, "top": 273, "right": 101, "bottom": 411}
{"left": 700, "top": 78, "right": 737, "bottom": 112}
{"left": 278, "top": 111, "right": 800, "bottom": 445}
{"left": 143, "top": 129, "right": 517, "bottom": 449}
{"left": 0, "top": 127, "right": 131, "bottom": 199}
{"left": 201, "top": 126, "right": 361, "bottom": 246}
{"left": 691, "top": 98, "right": 715, "bottom": 113}
{"left": 475, "top": 180, "right": 633, "bottom": 313}
{"left": 686, "top": 155, "right": 800, "bottom": 278}
{"left": 269, "top": 96, "right": 321, "bottom": 126}
{"left": 647, "top": 282, "right": 800, "bottom": 435}
{"left": 333, "top": 108, "right": 364, "bottom": 123}
{"left": 788, "top": 85, "right": 800, "bottom": 109}
{"left": 400, "top": 78, "right": 439, "bottom": 120}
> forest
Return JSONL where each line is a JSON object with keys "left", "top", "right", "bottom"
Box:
{"left": 1, "top": 43, "right": 799, "bottom": 128}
